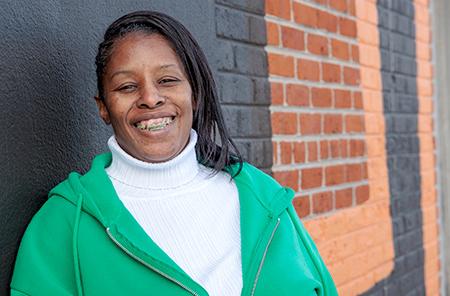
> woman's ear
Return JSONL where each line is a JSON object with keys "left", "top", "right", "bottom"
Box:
{"left": 94, "top": 95, "right": 111, "bottom": 124}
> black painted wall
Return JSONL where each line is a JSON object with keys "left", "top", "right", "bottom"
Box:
{"left": 0, "top": 1, "right": 270, "bottom": 294}
{"left": 362, "top": 0, "right": 425, "bottom": 295}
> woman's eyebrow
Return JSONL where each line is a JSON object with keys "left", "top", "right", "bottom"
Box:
{"left": 111, "top": 65, "right": 178, "bottom": 79}
{"left": 160, "top": 64, "right": 177, "bottom": 70}
{"left": 110, "top": 70, "right": 133, "bottom": 80}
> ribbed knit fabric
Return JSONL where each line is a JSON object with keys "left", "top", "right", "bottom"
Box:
{"left": 105, "top": 130, "right": 243, "bottom": 296}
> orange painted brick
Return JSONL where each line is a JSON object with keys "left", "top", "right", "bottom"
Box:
{"left": 417, "top": 42, "right": 432, "bottom": 60}
{"left": 268, "top": 53, "right": 295, "bottom": 77}
{"left": 266, "top": 22, "right": 279, "bottom": 46}
{"left": 331, "top": 39, "right": 349, "bottom": 60}
{"left": 280, "top": 141, "right": 292, "bottom": 164}
{"left": 339, "top": 17, "right": 357, "bottom": 38}
{"left": 266, "top": 0, "right": 291, "bottom": 20}
{"left": 335, "top": 188, "right": 353, "bottom": 209}
{"left": 294, "top": 142, "right": 306, "bottom": 163}
{"left": 286, "top": 84, "right": 309, "bottom": 106}
{"left": 345, "top": 115, "right": 365, "bottom": 132}
{"left": 272, "top": 112, "right": 298, "bottom": 134}
{"left": 358, "top": 22, "right": 379, "bottom": 45}
{"left": 313, "top": 191, "right": 333, "bottom": 214}
{"left": 297, "top": 58, "right": 320, "bottom": 81}
{"left": 417, "top": 24, "right": 431, "bottom": 43}
{"left": 334, "top": 89, "right": 351, "bottom": 108}
{"left": 308, "top": 141, "right": 318, "bottom": 162}
{"left": 281, "top": 26, "right": 305, "bottom": 51}
{"left": 347, "top": 0, "right": 356, "bottom": 16}
{"left": 270, "top": 82, "right": 283, "bottom": 105}
{"left": 353, "top": 91, "right": 363, "bottom": 109}
{"left": 415, "top": 3, "right": 430, "bottom": 25}
{"left": 359, "top": 43, "right": 380, "bottom": 67}
{"left": 273, "top": 170, "right": 299, "bottom": 191}
{"left": 324, "top": 114, "right": 343, "bottom": 134}
{"left": 301, "top": 167, "right": 323, "bottom": 189}
{"left": 340, "top": 139, "right": 348, "bottom": 158}
{"left": 317, "top": 10, "right": 338, "bottom": 33}
{"left": 356, "top": 184, "right": 370, "bottom": 204}
{"left": 330, "top": 0, "right": 347, "bottom": 12}
{"left": 351, "top": 44, "right": 360, "bottom": 62}
{"left": 307, "top": 34, "right": 329, "bottom": 56}
{"left": 300, "top": 113, "right": 321, "bottom": 135}
{"left": 343, "top": 66, "right": 361, "bottom": 85}
{"left": 330, "top": 140, "right": 340, "bottom": 158}
{"left": 293, "top": 2, "right": 318, "bottom": 28}
{"left": 322, "top": 62, "right": 341, "bottom": 83}
{"left": 293, "top": 195, "right": 311, "bottom": 218}
{"left": 346, "top": 163, "right": 362, "bottom": 182}
{"left": 325, "top": 165, "right": 346, "bottom": 186}
{"left": 350, "top": 139, "right": 365, "bottom": 157}
{"left": 355, "top": 0, "right": 377, "bottom": 23}
{"left": 312, "top": 87, "right": 332, "bottom": 107}
{"left": 418, "top": 62, "right": 433, "bottom": 79}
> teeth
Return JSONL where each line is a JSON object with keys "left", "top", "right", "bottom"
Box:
{"left": 135, "top": 117, "right": 173, "bottom": 131}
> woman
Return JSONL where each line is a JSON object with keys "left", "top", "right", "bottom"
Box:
{"left": 11, "top": 11, "right": 337, "bottom": 296}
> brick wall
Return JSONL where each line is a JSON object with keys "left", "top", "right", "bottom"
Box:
{"left": 267, "top": 0, "right": 369, "bottom": 218}
{"left": 215, "top": 0, "right": 273, "bottom": 171}
{"left": 265, "top": 0, "right": 440, "bottom": 295}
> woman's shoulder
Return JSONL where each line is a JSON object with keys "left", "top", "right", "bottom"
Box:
{"left": 231, "top": 162, "right": 295, "bottom": 213}
{"left": 233, "top": 162, "right": 284, "bottom": 190}
{"left": 23, "top": 195, "right": 77, "bottom": 238}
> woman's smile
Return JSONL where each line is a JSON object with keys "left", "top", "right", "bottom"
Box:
{"left": 133, "top": 115, "right": 176, "bottom": 133}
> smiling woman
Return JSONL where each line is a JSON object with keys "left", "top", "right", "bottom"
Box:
{"left": 95, "top": 33, "right": 194, "bottom": 163}
{"left": 10, "top": 11, "right": 337, "bottom": 296}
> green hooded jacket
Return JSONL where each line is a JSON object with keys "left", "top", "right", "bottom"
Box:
{"left": 10, "top": 153, "right": 338, "bottom": 296}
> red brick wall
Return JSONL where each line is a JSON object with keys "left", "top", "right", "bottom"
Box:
{"left": 265, "top": 0, "right": 440, "bottom": 294}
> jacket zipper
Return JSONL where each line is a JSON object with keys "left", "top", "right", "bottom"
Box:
{"left": 106, "top": 227, "right": 199, "bottom": 296}
{"left": 250, "top": 218, "right": 281, "bottom": 296}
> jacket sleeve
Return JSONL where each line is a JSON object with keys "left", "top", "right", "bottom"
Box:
{"left": 10, "top": 197, "right": 78, "bottom": 296}
{"left": 287, "top": 204, "right": 338, "bottom": 296}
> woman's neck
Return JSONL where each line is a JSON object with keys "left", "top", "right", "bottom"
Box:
{"left": 105, "top": 129, "right": 199, "bottom": 189}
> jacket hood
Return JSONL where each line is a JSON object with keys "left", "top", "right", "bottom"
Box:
{"left": 49, "top": 153, "right": 119, "bottom": 227}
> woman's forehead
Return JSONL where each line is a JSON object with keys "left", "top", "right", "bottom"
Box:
{"left": 106, "top": 33, "right": 184, "bottom": 74}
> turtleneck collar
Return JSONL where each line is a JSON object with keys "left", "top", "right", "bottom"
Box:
{"left": 105, "top": 129, "right": 199, "bottom": 189}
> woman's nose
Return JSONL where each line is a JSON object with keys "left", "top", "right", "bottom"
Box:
{"left": 136, "top": 84, "right": 165, "bottom": 109}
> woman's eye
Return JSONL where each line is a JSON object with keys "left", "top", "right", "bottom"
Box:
{"left": 159, "top": 78, "right": 179, "bottom": 85}
{"left": 118, "top": 85, "right": 137, "bottom": 92}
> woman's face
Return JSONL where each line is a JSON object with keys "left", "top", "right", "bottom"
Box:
{"left": 96, "top": 32, "right": 194, "bottom": 163}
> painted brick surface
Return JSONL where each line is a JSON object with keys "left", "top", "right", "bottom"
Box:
{"left": 215, "top": 0, "right": 273, "bottom": 171}
{"left": 266, "top": 0, "right": 440, "bottom": 295}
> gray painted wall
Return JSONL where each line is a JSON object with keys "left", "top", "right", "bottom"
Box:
{"left": 0, "top": 0, "right": 270, "bottom": 294}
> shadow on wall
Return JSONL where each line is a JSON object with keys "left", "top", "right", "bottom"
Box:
{"left": 0, "top": 5, "right": 111, "bottom": 295}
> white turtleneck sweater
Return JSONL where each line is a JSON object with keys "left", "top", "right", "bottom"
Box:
{"left": 105, "top": 130, "right": 242, "bottom": 296}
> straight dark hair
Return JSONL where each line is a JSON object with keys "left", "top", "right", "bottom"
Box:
{"left": 95, "top": 11, "right": 242, "bottom": 176}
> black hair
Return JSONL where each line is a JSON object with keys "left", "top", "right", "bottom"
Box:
{"left": 95, "top": 11, "right": 242, "bottom": 176}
